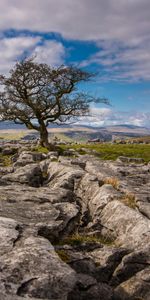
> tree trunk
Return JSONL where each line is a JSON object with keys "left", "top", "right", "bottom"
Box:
{"left": 39, "top": 125, "right": 49, "bottom": 148}
{"left": 39, "top": 124, "right": 57, "bottom": 150}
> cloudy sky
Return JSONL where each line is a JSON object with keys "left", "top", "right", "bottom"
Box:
{"left": 0, "top": 0, "right": 150, "bottom": 127}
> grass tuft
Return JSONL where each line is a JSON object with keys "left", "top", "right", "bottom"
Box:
{"left": 32, "top": 146, "right": 49, "bottom": 154}
{"left": 104, "top": 177, "right": 119, "bottom": 189}
{"left": 55, "top": 250, "right": 71, "bottom": 263}
{"left": 55, "top": 233, "right": 115, "bottom": 247}
{"left": 121, "top": 193, "right": 137, "bottom": 209}
{"left": 0, "top": 154, "right": 13, "bottom": 167}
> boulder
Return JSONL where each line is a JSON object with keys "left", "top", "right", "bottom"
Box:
{"left": 116, "top": 156, "right": 145, "bottom": 164}
{"left": 100, "top": 200, "right": 150, "bottom": 249}
{"left": 114, "top": 267, "right": 150, "bottom": 300}
{"left": 2, "top": 163, "right": 44, "bottom": 187}
{"left": 14, "top": 151, "right": 47, "bottom": 167}
{"left": 88, "top": 184, "right": 121, "bottom": 219}
{"left": 0, "top": 217, "right": 19, "bottom": 255}
{"left": 48, "top": 161, "right": 84, "bottom": 190}
{"left": 0, "top": 236, "right": 76, "bottom": 299}
{"left": 0, "top": 185, "right": 80, "bottom": 240}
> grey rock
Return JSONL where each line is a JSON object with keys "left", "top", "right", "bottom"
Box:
{"left": 0, "top": 217, "right": 19, "bottom": 255}
{"left": 68, "top": 273, "right": 113, "bottom": 300}
{"left": 2, "top": 163, "right": 44, "bottom": 187}
{"left": 88, "top": 184, "right": 121, "bottom": 219}
{"left": 114, "top": 267, "right": 150, "bottom": 300}
{"left": 117, "top": 156, "right": 145, "bottom": 164}
{"left": 88, "top": 246, "right": 130, "bottom": 283}
{"left": 0, "top": 236, "right": 76, "bottom": 299}
{"left": 2, "top": 145, "right": 19, "bottom": 155}
{"left": 48, "top": 161, "right": 84, "bottom": 190}
{"left": 110, "top": 246, "right": 150, "bottom": 287}
{"left": 14, "top": 151, "right": 47, "bottom": 167}
{"left": 0, "top": 185, "right": 79, "bottom": 239}
{"left": 0, "top": 141, "right": 150, "bottom": 300}
{"left": 0, "top": 295, "right": 46, "bottom": 300}
{"left": 100, "top": 200, "right": 150, "bottom": 249}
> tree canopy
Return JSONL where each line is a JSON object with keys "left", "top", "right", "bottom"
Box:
{"left": 0, "top": 58, "right": 109, "bottom": 147}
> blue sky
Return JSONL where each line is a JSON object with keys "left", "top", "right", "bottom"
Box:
{"left": 0, "top": 0, "right": 150, "bottom": 127}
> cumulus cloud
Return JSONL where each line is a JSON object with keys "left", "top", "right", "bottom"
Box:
{"left": 0, "top": 0, "right": 149, "bottom": 81}
{"left": 0, "top": 36, "right": 65, "bottom": 74}
{"left": 33, "top": 41, "right": 65, "bottom": 66}
{"left": 75, "top": 107, "right": 150, "bottom": 127}
{"left": 0, "top": 0, "right": 149, "bottom": 42}
{"left": 0, "top": 36, "right": 40, "bottom": 73}
{"left": 81, "top": 39, "right": 150, "bottom": 81}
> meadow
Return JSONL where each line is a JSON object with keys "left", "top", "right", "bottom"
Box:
{"left": 60, "top": 143, "right": 150, "bottom": 162}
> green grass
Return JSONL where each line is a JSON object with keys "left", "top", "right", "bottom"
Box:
{"left": 0, "top": 154, "right": 13, "bottom": 166}
{"left": 55, "top": 233, "right": 115, "bottom": 247}
{"left": 55, "top": 249, "right": 71, "bottom": 263}
{"left": 59, "top": 143, "right": 150, "bottom": 162}
{"left": 0, "top": 131, "right": 27, "bottom": 140}
{"left": 31, "top": 145, "right": 49, "bottom": 154}
{"left": 53, "top": 133, "right": 73, "bottom": 143}
{"left": 121, "top": 193, "right": 137, "bottom": 209}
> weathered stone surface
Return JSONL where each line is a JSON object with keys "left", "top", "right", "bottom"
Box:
{"left": 0, "top": 217, "right": 19, "bottom": 255}
{"left": 0, "top": 166, "right": 14, "bottom": 175}
{"left": 1, "top": 145, "right": 19, "bottom": 155}
{"left": 14, "top": 151, "right": 47, "bottom": 167}
{"left": 114, "top": 267, "right": 150, "bottom": 300}
{"left": 0, "top": 185, "right": 80, "bottom": 241}
{"left": 68, "top": 273, "right": 113, "bottom": 300}
{"left": 116, "top": 156, "right": 145, "bottom": 164}
{"left": 77, "top": 173, "right": 101, "bottom": 204}
{"left": 110, "top": 246, "right": 150, "bottom": 287}
{"left": 2, "top": 163, "right": 44, "bottom": 187}
{"left": 100, "top": 200, "right": 150, "bottom": 249}
{"left": 0, "top": 295, "right": 45, "bottom": 300}
{"left": 47, "top": 161, "right": 84, "bottom": 190}
{"left": 0, "top": 236, "right": 76, "bottom": 299}
{"left": 88, "top": 184, "right": 121, "bottom": 219}
{"left": 88, "top": 246, "right": 130, "bottom": 283}
{"left": 0, "top": 141, "right": 149, "bottom": 300}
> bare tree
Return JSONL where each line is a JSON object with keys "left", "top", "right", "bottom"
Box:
{"left": 0, "top": 58, "right": 109, "bottom": 148}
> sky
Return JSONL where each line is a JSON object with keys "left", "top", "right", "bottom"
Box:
{"left": 0, "top": 0, "right": 150, "bottom": 127}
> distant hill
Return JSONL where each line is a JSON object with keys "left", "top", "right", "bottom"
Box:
{"left": 0, "top": 121, "right": 150, "bottom": 142}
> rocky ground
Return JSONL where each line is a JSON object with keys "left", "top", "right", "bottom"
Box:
{"left": 0, "top": 140, "right": 150, "bottom": 300}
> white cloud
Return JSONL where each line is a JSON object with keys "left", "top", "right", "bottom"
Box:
{"left": 75, "top": 107, "right": 150, "bottom": 127}
{"left": 0, "top": 1, "right": 150, "bottom": 80}
{"left": 0, "top": 36, "right": 40, "bottom": 73}
{"left": 0, "top": 0, "right": 149, "bottom": 42}
{"left": 33, "top": 41, "right": 65, "bottom": 66}
{"left": 82, "top": 39, "right": 150, "bottom": 81}
{"left": 0, "top": 36, "right": 65, "bottom": 74}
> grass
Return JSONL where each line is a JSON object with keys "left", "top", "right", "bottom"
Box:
{"left": 55, "top": 233, "right": 115, "bottom": 247}
{"left": 53, "top": 133, "right": 73, "bottom": 143}
{"left": 0, "top": 131, "right": 27, "bottom": 140}
{"left": 55, "top": 250, "right": 71, "bottom": 263}
{"left": 31, "top": 145, "right": 49, "bottom": 154}
{"left": 0, "top": 154, "right": 13, "bottom": 167}
{"left": 121, "top": 193, "right": 137, "bottom": 209}
{"left": 104, "top": 177, "right": 119, "bottom": 189}
{"left": 59, "top": 143, "right": 150, "bottom": 162}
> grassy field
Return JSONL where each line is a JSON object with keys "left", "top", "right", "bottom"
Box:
{"left": 0, "top": 129, "right": 150, "bottom": 163}
{"left": 60, "top": 143, "right": 150, "bottom": 162}
{"left": 0, "top": 130, "right": 31, "bottom": 140}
